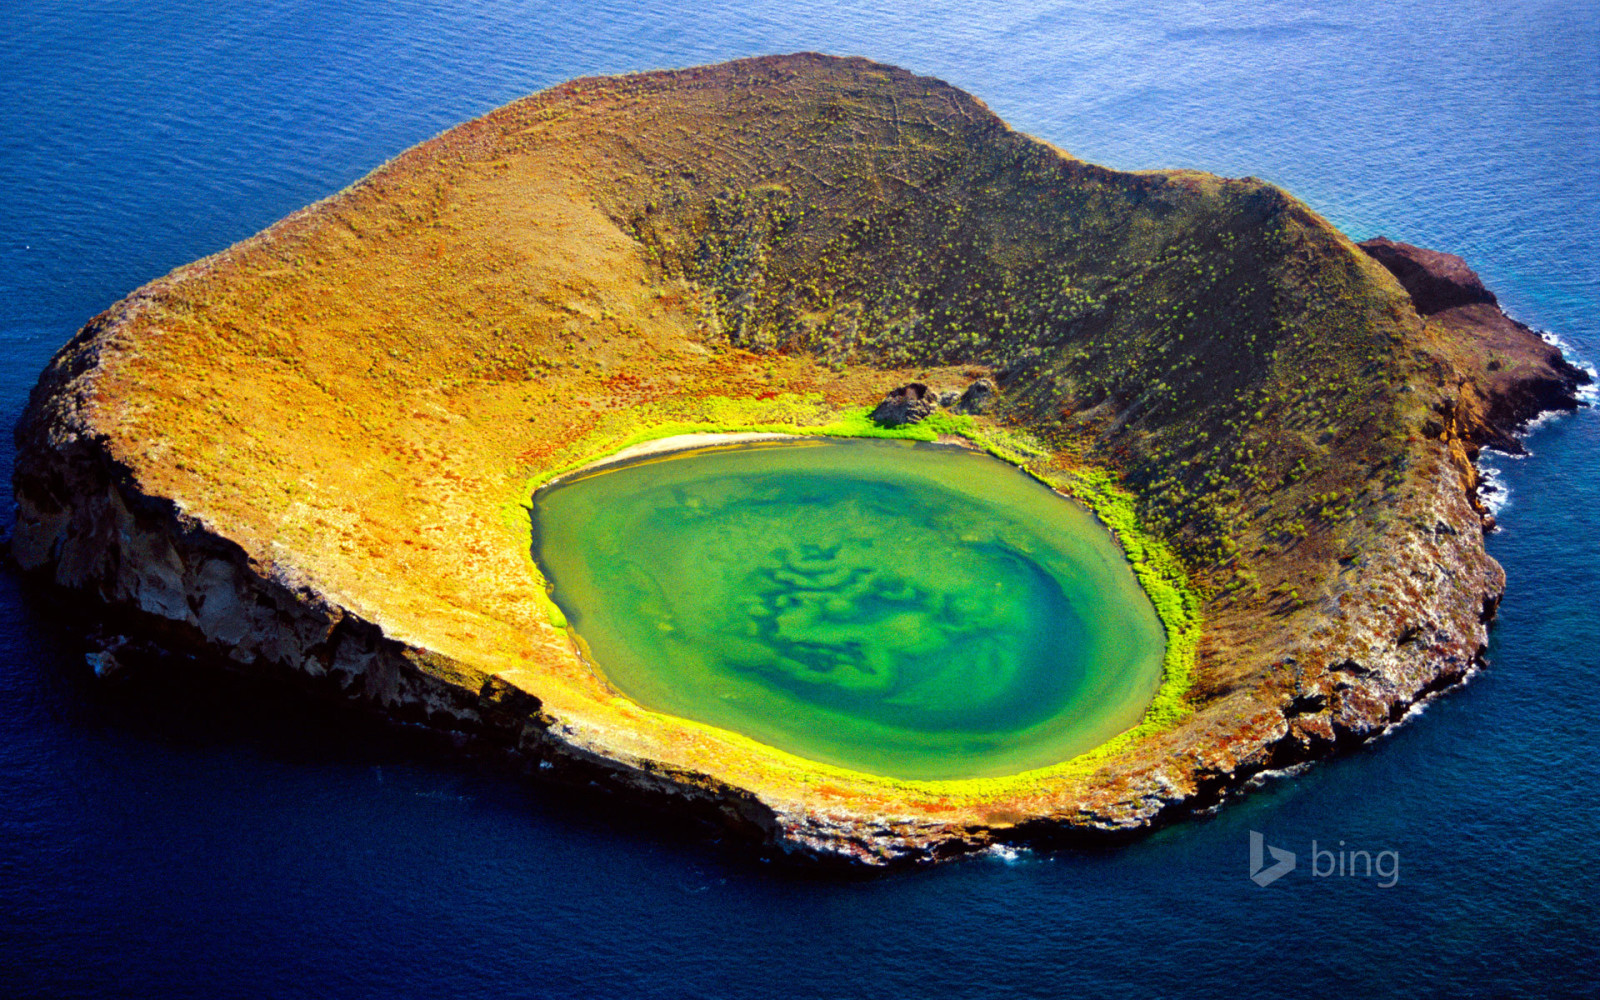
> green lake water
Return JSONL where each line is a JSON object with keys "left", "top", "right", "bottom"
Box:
{"left": 531, "top": 438, "right": 1167, "bottom": 780}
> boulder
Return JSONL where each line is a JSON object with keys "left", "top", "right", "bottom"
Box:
{"left": 954, "top": 378, "right": 996, "bottom": 415}
{"left": 870, "top": 383, "right": 937, "bottom": 426}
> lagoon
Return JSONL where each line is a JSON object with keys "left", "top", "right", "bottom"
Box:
{"left": 533, "top": 438, "right": 1166, "bottom": 780}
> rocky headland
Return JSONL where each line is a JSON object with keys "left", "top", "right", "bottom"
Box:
{"left": 11, "top": 54, "right": 1588, "bottom": 866}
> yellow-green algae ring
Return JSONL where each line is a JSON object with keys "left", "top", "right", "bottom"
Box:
{"left": 505, "top": 405, "right": 1200, "bottom": 800}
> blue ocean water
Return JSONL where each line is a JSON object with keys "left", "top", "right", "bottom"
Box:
{"left": 2, "top": 2, "right": 1596, "bottom": 996}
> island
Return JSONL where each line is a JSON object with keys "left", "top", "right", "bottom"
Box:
{"left": 12, "top": 53, "right": 1587, "bottom": 866}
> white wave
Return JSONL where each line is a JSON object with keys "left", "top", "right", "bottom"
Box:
{"left": 1376, "top": 660, "right": 1483, "bottom": 741}
{"left": 1477, "top": 460, "right": 1510, "bottom": 517}
{"left": 1242, "top": 762, "right": 1313, "bottom": 791}
{"left": 1578, "top": 361, "right": 1599, "bottom": 403}
{"left": 984, "top": 843, "right": 1031, "bottom": 864}
{"left": 1537, "top": 330, "right": 1598, "bottom": 402}
{"left": 1521, "top": 408, "right": 1564, "bottom": 435}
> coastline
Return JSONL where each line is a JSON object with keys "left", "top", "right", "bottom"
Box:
{"left": 9, "top": 54, "right": 1589, "bottom": 867}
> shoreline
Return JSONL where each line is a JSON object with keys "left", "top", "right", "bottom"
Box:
{"left": 548, "top": 428, "right": 992, "bottom": 485}
{"left": 10, "top": 54, "right": 1589, "bottom": 866}
{"left": 556, "top": 431, "right": 807, "bottom": 479}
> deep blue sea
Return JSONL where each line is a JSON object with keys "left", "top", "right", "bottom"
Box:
{"left": 3, "top": 2, "right": 1597, "bottom": 997}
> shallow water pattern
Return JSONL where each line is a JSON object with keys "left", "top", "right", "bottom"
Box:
{"left": 534, "top": 440, "right": 1165, "bottom": 779}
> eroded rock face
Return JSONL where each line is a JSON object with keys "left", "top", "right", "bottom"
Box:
{"left": 870, "top": 382, "right": 936, "bottom": 425}
{"left": 1359, "top": 237, "right": 1591, "bottom": 454}
{"left": 1358, "top": 237, "right": 1499, "bottom": 314}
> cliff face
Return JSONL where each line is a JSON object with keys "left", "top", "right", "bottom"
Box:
{"left": 10, "top": 54, "right": 1588, "bottom": 866}
{"left": 11, "top": 356, "right": 794, "bottom": 842}
{"left": 1359, "top": 237, "right": 1589, "bottom": 456}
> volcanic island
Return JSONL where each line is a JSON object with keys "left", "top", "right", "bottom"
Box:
{"left": 14, "top": 54, "right": 1587, "bottom": 866}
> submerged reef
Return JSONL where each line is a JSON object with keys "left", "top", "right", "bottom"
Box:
{"left": 12, "top": 54, "right": 1588, "bottom": 866}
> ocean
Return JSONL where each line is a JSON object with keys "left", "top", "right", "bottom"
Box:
{"left": 2, "top": 2, "right": 1595, "bottom": 996}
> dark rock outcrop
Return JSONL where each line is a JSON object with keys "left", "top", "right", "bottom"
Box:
{"left": 870, "top": 382, "right": 936, "bottom": 425}
{"left": 1358, "top": 237, "right": 1498, "bottom": 315}
{"left": 954, "top": 378, "right": 996, "bottom": 415}
{"left": 1360, "top": 237, "right": 1591, "bottom": 454}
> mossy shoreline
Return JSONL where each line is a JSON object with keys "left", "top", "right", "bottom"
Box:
{"left": 510, "top": 394, "right": 1202, "bottom": 794}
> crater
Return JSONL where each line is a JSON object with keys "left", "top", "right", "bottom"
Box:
{"left": 13, "top": 51, "right": 1579, "bottom": 864}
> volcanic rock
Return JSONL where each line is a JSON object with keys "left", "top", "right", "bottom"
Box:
{"left": 1358, "top": 237, "right": 1497, "bottom": 315}
{"left": 870, "top": 383, "right": 937, "bottom": 425}
{"left": 1360, "top": 237, "right": 1591, "bottom": 453}
{"left": 954, "top": 378, "right": 996, "bottom": 415}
